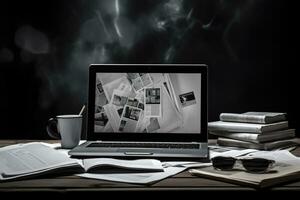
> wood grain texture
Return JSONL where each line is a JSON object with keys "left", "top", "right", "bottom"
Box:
{"left": 1, "top": 140, "right": 300, "bottom": 192}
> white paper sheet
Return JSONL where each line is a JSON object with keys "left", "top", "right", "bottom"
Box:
{"left": 77, "top": 161, "right": 212, "bottom": 185}
{"left": 210, "top": 149, "right": 259, "bottom": 159}
{"left": 78, "top": 166, "right": 185, "bottom": 185}
{"left": 83, "top": 158, "right": 163, "bottom": 172}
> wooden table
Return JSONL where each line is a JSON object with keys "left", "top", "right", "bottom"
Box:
{"left": 1, "top": 140, "right": 300, "bottom": 194}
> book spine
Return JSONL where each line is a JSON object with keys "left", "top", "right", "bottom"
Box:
{"left": 211, "top": 130, "right": 295, "bottom": 143}
{"left": 210, "top": 131, "right": 259, "bottom": 143}
{"left": 217, "top": 138, "right": 263, "bottom": 150}
{"left": 259, "top": 133, "right": 295, "bottom": 143}
{"left": 220, "top": 113, "right": 265, "bottom": 124}
{"left": 208, "top": 123, "right": 262, "bottom": 133}
{"left": 261, "top": 121, "right": 289, "bottom": 132}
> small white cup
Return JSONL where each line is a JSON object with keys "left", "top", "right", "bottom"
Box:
{"left": 47, "top": 115, "right": 82, "bottom": 149}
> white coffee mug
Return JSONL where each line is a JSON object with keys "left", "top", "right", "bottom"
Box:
{"left": 47, "top": 115, "right": 82, "bottom": 149}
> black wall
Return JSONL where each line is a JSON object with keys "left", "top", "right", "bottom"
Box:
{"left": 0, "top": 0, "right": 295, "bottom": 139}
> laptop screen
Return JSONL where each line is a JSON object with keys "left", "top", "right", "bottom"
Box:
{"left": 87, "top": 64, "right": 207, "bottom": 142}
{"left": 94, "top": 72, "right": 201, "bottom": 134}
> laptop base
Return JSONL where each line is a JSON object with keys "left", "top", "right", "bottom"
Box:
{"left": 69, "top": 141, "right": 209, "bottom": 162}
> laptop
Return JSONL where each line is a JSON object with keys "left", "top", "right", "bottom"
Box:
{"left": 69, "top": 64, "right": 208, "bottom": 160}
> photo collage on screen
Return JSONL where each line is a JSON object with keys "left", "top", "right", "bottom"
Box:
{"left": 94, "top": 73, "right": 200, "bottom": 133}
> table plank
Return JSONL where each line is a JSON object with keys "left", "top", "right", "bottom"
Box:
{"left": 0, "top": 178, "right": 141, "bottom": 189}
{"left": 1, "top": 139, "right": 300, "bottom": 192}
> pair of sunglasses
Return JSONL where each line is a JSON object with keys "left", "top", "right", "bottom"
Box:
{"left": 211, "top": 156, "right": 275, "bottom": 173}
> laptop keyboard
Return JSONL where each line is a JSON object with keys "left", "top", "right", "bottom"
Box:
{"left": 87, "top": 142, "right": 200, "bottom": 149}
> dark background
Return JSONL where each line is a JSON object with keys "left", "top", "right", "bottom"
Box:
{"left": 0, "top": 0, "right": 295, "bottom": 139}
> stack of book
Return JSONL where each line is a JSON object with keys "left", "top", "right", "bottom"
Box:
{"left": 208, "top": 112, "right": 298, "bottom": 150}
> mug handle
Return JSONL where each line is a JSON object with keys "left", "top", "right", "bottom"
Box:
{"left": 46, "top": 118, "right": 60, "bottom": 139}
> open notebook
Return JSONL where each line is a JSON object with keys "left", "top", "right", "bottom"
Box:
{"left": 0, "top": 143, "right": 163, "bottom": 181}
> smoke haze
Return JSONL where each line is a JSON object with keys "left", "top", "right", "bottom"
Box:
{"left": 0, "top": 0, "right": 288, "bottom": 139}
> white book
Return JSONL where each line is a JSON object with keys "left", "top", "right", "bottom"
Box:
{"left": 210, "top": 129, "right": 296, "bottom": 143}
{"left": 208, "top": 121, "right": 289, "bottom": 133}
{"left": 220, "top": 112, "right": 287, "bottom": 124}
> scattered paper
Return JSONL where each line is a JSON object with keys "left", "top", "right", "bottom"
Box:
{"left": 94, "top": 73, "right": 183, "bottom": 133}
{"left": 145, "top": 87, "right": 162, "bottom": 117}
{"left": 78, "top": 166, "right": 184, "bottom": 185}
{"left": 190, "top": 149, "right": 300, "bottom": 188}
{"left": 179, "top": 91, "right": 196, "bottom": 108}
{"left": 78, "top": 161, "right": 212, "bottom": 185}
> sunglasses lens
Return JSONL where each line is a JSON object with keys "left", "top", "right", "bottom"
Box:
{"left": 211, "top": 157, "right": 236, "bottom": 170}
{"left": 242, "top": 158, "right": 273, "bottom": 172}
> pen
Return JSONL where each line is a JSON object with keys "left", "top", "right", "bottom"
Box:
{"left": 79, "top": 105, "right": 86, "bottom": 116}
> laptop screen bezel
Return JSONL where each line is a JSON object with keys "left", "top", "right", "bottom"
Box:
{"left": 87, "top": 64, "right": 207, "bottom": 143}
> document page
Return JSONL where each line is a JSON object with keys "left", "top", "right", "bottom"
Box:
{"left": 78, "top": 161, "right": 211, "bottom": 185}
{"left": 190, "top": 150, "right": 300, "bottom": 188}
{"left": 0, "top": 143, "right": 81, "bottom": 178}
{"left": 83, "top": 158, "right": 164, "bottom": 173}
{"left": 79, "top": 166, "right": 185, "bottom": 185}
